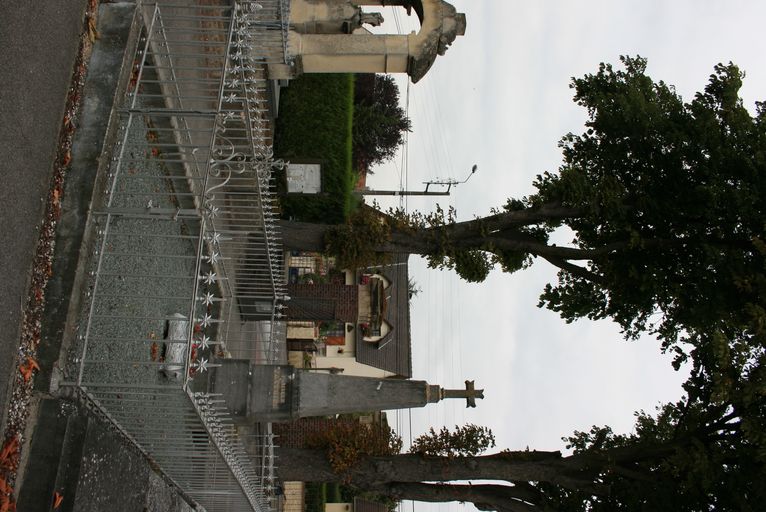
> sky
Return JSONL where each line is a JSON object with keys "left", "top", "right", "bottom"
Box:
{"left": 358, "top": 0, "right": 766, "bottom": 508}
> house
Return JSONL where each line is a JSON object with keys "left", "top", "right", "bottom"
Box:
{"left": 285, "top": 253, "right": 412, "bottom": 378}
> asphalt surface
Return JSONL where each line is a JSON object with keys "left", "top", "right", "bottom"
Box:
{"left": 0, "top": 0, "right": 89, "bottom": 430}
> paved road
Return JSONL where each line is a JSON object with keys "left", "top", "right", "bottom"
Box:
{"left": 0, "top": 0, "right": 89, "bottom": 429}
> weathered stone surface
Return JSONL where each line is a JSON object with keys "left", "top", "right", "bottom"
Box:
{"left": 282, "top": 0, "right": 466, "bottom": 82}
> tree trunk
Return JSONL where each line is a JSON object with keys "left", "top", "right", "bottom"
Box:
{"left": 277, "top": 206, "right": 605, "bottom": 276}
{"left": 276, "top": 449, "right": 596, "bottom": 492}
{"left": 278, "top": 220, "right": 333, "bottom": 252}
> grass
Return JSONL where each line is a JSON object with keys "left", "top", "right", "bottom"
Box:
{"left": 274, "top": 74, "right": 358, "bottom": 223}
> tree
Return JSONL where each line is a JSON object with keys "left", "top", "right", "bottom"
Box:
{"left": 278, "top": 402, "right": 764, "bottom": 511}
{"left": 281, "top": 57, "right": 766, "bottom": 356}
{"left": 352, "top": 74, "right": 412, "bottom": 170}
{"left": 278, "top": 340, "right": 765, "bottom": 511}
{"left": 411, "top": 424, "right": 496, "bottom": 457}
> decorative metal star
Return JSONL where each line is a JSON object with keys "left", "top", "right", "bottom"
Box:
{"left": 198, "top": 335, "right": 212, "bottom": 350}
{"left": 195, "top": 358, "right": 209, "bottom": 373}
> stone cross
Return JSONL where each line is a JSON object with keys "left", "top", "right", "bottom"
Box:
{"left": 441, "top": 380, "right": 484, "bottom": 408}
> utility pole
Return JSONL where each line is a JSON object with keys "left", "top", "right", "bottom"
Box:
{"left": 356, "top": 164, "right": 478, "bottom": 196}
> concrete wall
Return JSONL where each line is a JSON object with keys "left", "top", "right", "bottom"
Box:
{"left": 313, "top": 355, "right": 392, "bottom": 377}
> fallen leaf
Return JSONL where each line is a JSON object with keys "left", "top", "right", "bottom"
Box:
{"left": 88, "top": 18, "right": 99, "bottom": 42}
{"left": 128, "top": 67, "right": 139, "bottom": 92}
{"left": 0, "top": 437, "right": 19, "bottom": 470}
{"left": 27, "top": 357, "right": 40, "bottom": 372}
{"left": 18, "top": 357, "right": 39, "bottom": 383}
{"left": 150, "top": 342, "right": 159, "bottom": 362}
{"left": 19, "top": 364, "right": 33, "bottom": 383}
{"left": 150, "top": 147, "right": 160, "bottom": 157}
{"left": 61, "top": 150, "right": 71, "bottom": 167}
{"left": 52, "top": 188, "right": 61, "bottom": 206}
{"left": 0, "top": 494, "right": 14, "bottom": 512}
{"left": 53, "top": 491, "right": 64, "bottom": 509}
{"left": 0, "top": 476, "right": 10, "bottom": 495}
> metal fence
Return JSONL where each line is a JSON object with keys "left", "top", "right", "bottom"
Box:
{"left": 69, "top": 1, "right": 291, "bottom": 510}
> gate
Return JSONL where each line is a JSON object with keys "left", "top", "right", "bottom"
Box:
{"left": 67, "top": 2, "right": 293, "bottom": 510}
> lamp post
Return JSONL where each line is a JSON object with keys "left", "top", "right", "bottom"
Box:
{"left": 356, "top": 164, "right": 478, "bottom": 196}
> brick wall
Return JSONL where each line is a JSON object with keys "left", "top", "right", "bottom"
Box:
{"left": 273, "top": 417, "right": 356, "bottom": 448}
{"left": 287, "top": 284, "right": 359, "bottom": 323}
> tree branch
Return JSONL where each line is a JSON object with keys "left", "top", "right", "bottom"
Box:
{"left": 540, "top": 255, "right": 605, "bottom": 284}
{"left": 383, "top": 482, "right": 543, "bottom": 512}
{"left": 445, "top": 203, "right": 585, "bottom": 240}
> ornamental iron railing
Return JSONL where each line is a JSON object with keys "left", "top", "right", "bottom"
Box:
{"left": 67, "top": 2, "right": 292, "bottom": 510}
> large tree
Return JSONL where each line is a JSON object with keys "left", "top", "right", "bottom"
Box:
{"left": 278, "top": 334, "right": 765, "bottom": 511}
{"left": 352, "top": 74, "right": 412, "bottom": 170}
{"left": 281, "top": 57, "right": 766, "bottom": 356}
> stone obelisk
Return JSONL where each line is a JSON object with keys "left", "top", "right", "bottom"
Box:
{"left": 214, "top": 361, "right": 484, "bottom": 423}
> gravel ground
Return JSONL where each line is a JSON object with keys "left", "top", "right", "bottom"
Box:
{"left": 66, "top": 93, "right": 210, "bottom": 387}
{"left": 63, "top": 76, "right": 249, "bottom": 509}
{"left": 72, "top": 413, "right": 194, "bottom": 512}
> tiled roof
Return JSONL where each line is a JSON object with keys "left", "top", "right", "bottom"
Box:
{"left": 355, "top": 254, "right": 412, "bottom": 377}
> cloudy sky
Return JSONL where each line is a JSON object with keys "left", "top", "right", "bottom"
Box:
{"left": 361, "top": 0, "right": 766, "bottom": 508}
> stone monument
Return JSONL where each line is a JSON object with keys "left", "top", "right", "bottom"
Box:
{"left": 271, "top": 0, "right": 466, "bottom": 83}
{"left": 214, "top": 361, "right": 484, "bottom": 423}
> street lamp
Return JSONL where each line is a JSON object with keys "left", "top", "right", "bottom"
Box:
{"left": 424, "top": 164, "right": 478, "bottom": 192}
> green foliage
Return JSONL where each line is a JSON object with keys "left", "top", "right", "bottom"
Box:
{"left": 308, "top": 57, "right": 766, "bottom": 360}
{"left": 274, "top": 74, "right": 357, "bottom": 222}
{"left": 529, "top": 56, "right": 766, "bottom": 353}
{"left": 325, "top": 205, "right": 393, "bottom": 270}
{"left": 449, "top": 250, "right": 493, "bottom": 283}
{"left": 536, "top": 314, "right": 766, "bottom": 511}
{"left": 305, "top": 483, "right": 327, "bottom": 512}
{"left": 353, "top": 74, "right": 412, "bottom": 170}
{"left": 326, "top": 482, "right": 342, "bottom": 503}
{"left": 411, "top": 424, "right": 496, "bottom": 457}
{"left": 307, "top": 421, "right": 403, "bottom": 479}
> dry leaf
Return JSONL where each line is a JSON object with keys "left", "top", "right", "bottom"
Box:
{"left": 27, "top": 357, "right": 40, "bottom": 372}
{"left": 0, "top": 494, "right": 15, "bottom": 512}
{"left": 87, "top": 18, "right": 99, "bottom": 42}
{"left": 53, "top": 491, "right": 64, "bottom": 509}
{"left": 0, "top": 476, "right": 10, "bottom": 495}
{"left": 61, "top": 150, "right": 71, "bottom": 167}
{"left": 150, "top": 342, "right": 159, "bottom": 362}
{"left": 0, "top": 437, "right": 19, "bottom": 470}
{"left": 18, "top": 357, "right": 39, "bottom": 383}
{"left": 19, "top": 364, "right": 33, "bottom": 383}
